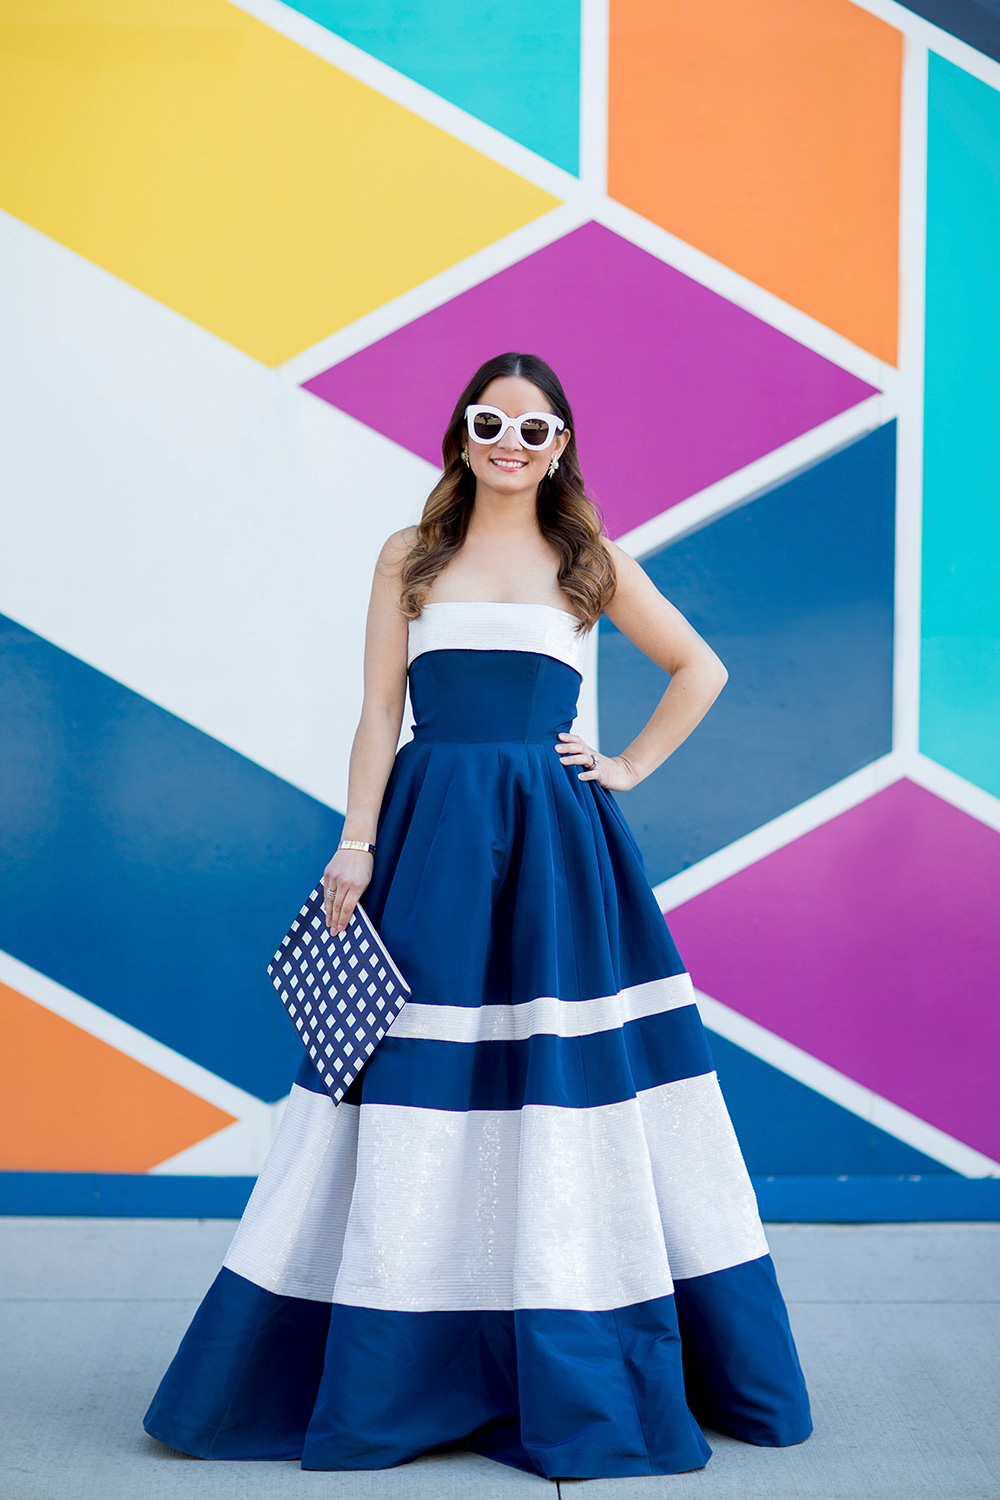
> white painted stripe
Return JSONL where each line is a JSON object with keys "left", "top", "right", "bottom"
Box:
{"left": 0, "top": 209, "right": 426, "bottom": 815}
{"left": 579, "top": 0, "right": 609, "bottom": 194}
{"left": 287, "top": 196, "right": 895, "bottom": 413}
{"left": 849, "top": 0, "right": 1000, "bottom": 94}
{"left": 0, "top": 877, "right": 284, "bottom": 1177}
{"left": 223, "top": 1075, "right": 768, "bottom": 1309}
{"left": 279, "top": 203, "right": 589, "bottom": 385}
{"left": 0, "top": 949, "right": 270, "bottom": 1133}
{"left": 236, "top": 0, "right": 1000, "bottom": 350}
{"left": 596, "top": 198, "right": 897, "bottom": 393}
{"left": 229, "top": 0, "right": 578, "bottom": 201}
{"left": 654, "top": 754, "right": 905, "bottom": 912}
{"left": 149, "top": 1101, "right": 289, "bottom": 1177}
{"left": 616, "top": 395, "right": 893, "bottom": 562}
{"left": 910, "top": 753, "right": 1000, "bottom": 835}
{"left": 654, "top": 754, "right": 998, "bottom": 926}
{"left": 389, "top": 973, "right": 696, "bottom": 1044}
{"left": 695, "top": 989, "right": 1000, "bottom": 1179}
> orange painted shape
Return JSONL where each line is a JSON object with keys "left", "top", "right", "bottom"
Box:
{"left": 609, "top": 0, "right": 902, "bottom": 363}
{"left": 0, "top": 980, "right": 236, "bottom": 1172}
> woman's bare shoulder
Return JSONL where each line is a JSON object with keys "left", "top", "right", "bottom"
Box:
{"left": 599, "top": 536, "right": 645, "bottom": 599}
{"left": 601, "top": 535, "right": 636, "bottom": 571}
{"left": 376, "top": 525, "right": 420, "bottom": 576}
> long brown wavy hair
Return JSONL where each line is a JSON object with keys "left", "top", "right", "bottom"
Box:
{"left": 399, "top": 352, "right": 617, "bottom": 633}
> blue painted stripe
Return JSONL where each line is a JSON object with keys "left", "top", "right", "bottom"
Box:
{"left": 710, "top": 1031, "right": 958, "bottom": 1177}
{"left": 294, "top": 1002, "right": 716, "bottom": 1110}
{"left": 599, "top": 424, "right": 896, "bottom": 884}
{"left": 0, "top": 613, "right": 340, "bottom": 1101}
{"left": 751, "top": 1175, "right": 1000, "bottom": 1223}
{"left": 893, "top": 2, "right": 1000, "bottom": 65}
{"left": 0, "top": 1173, "right": 255, "bottom": 1218}
{"left": 4, "top": 1173, "right": 997, "bottom": 1221}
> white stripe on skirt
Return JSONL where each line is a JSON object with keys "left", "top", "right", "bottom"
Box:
{"left": 387, "top": 973, "right": 696, "bottom": 1044}
{"left": 223, "top": 1075, "right": 768, "bottom": 1311}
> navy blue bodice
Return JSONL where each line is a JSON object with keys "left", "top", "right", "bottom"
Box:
{"left": 408, "top": 650, "right": 581, "bottom": 745}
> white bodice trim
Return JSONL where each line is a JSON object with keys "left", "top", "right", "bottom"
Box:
{"left": 407, "top": 602, "right": 592, "bottom": 675}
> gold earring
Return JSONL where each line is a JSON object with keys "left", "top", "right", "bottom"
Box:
{"left": 547, "top": 455, "right": 560, "bottom": 478}
{"left": 461, "top": 448, "right": 471, "bottom": 467}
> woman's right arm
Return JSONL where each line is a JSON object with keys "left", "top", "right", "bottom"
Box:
{"left": 323, "top": 526, "right": 416, "bottom": 934}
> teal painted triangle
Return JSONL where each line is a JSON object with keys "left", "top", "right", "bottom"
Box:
{"left": 286, "top": 0, "right": 580, "bottom": 174}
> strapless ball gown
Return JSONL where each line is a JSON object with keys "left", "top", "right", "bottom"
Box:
{"left": 143, "top": 601, "right": 812, "bottom": 1478}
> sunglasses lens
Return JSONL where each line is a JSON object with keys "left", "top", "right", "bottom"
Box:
{"left": 519, "top": 418, "right": 551, "bottom": 447}
{"left": 472, "top": 411, "right": 503, "bottom": 441}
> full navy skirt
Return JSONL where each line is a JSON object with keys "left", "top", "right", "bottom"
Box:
{"left": 143, "top": 648, "right": 812, "bottom": 1478}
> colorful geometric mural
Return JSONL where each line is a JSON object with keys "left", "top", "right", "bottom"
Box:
{"left": 0, "top": 982, "right": 237, "bottom": 1174}
{"left": 0, "top": 0, "right": 558, "bottom": 365}
{"left": 304, "top": 221, "right": 877, "bottom": 536}
{"left": 0, "top": 0, "right": 997, "bottom": 1220}
{"left": 922, "top": 55, "right": 1000, "bottom": 801}
{"left": 608, "top": 0, "right": 903, "bottom": 362}
{"left": 669, "top": 780, "right": 1000, "bottom": 1164}
{"left": 283, "top": 0, "right": 583, "bottom": 173}
{"left": 596, "top": 424, "right": 897, "bottom": 879}
{"left": 894, "top": 1, "right": 1000, "bottom": 64}
{"left": 0, "top": 615, "right": 339, "bottom": 1102}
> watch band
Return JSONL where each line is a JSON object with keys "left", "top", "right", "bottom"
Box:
{"left": 339, "top": 839, "right": 376, "bottom": 855}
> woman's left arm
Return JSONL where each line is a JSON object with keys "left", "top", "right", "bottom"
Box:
{"left": 556, "top": 539, "right": 729, "bottom": 791}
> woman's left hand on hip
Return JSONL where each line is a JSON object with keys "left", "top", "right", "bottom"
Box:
{"left": 554, "top": 732, "right": 639, "bottom": 791}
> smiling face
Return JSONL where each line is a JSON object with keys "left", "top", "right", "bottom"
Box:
{"left": 463, "top": 375, "right": 571, "bottom": 496}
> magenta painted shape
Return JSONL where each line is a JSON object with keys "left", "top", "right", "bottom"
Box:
{"left": 303, "top": 223, "right": 877, "bottom": 537}
{"left": 668, "top": 779, "right": 1000, "bottom": 1162}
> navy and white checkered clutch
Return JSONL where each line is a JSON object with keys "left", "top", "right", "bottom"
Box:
{"left": 268, "top": 884, "right": 411, "bottom": 1104}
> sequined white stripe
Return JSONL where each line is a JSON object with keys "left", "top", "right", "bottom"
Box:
{"left": 389, "top": 973, "right": 696, "bottom": 1044}
{"left": 223, "top": 1075, "right": 768, "bottom": 1311}
{"left": 407, "top": 601, "right": 589, "bottom": 674}
{"left": 222, "top": 1085, "right": 358, "bottom": 1303}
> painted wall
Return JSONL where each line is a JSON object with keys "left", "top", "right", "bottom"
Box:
{"left": 0, "top": 0, "right": 997, "bottom": 1220}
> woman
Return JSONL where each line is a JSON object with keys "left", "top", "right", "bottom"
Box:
{"left": 143, "top": 351, "right": 812, "bottom": 1478}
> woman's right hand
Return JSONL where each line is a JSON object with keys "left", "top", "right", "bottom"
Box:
{"left": 322, "top": 848, "right": 374, "bottom": 935}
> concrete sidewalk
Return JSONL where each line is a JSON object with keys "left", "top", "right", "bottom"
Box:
{"left": 0, "top": 1219, "right": 996, "bottom": 1500}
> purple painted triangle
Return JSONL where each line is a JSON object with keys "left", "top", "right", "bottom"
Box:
{"left": 303, "top": 222, "right": 877, "bottom": 537}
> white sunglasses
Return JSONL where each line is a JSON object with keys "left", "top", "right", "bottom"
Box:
{"left": 465, "top": 404, "right": 565, "bottom": 451}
